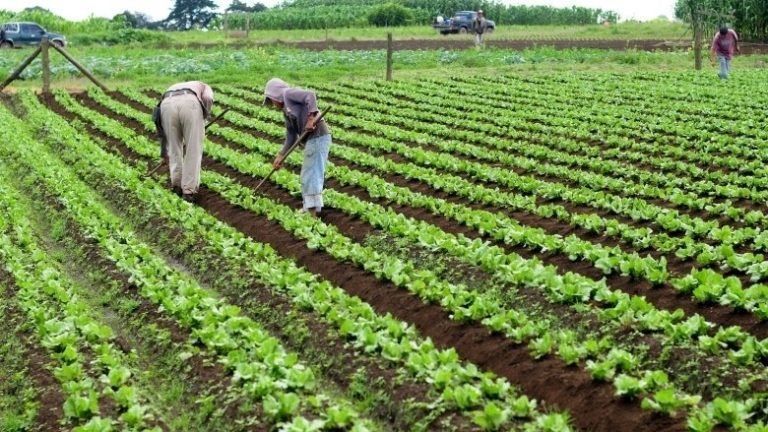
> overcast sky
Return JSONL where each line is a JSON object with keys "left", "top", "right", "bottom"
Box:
{"left": 5, "top": 0, "right": 677, "bottom": 23}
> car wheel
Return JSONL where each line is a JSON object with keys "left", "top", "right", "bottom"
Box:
{"left": 459, "top": 27, "right": 468, "bottom": 34}
{"left": 0, "top": 41, "right": 12, "bottom": 49}
{"left": 487, "top": 27, "right": 494, "bottom": 34}
{"left": 52, "top": 40, "right": 64, "bottom": 48}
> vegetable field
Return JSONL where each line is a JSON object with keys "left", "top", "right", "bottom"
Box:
{"left": 2, "top": 71, "right": 768, "bottom": 432}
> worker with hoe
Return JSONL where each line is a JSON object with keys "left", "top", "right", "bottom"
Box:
{"left": 155, "top": 80, "right": 215, "bottom": 202}
{"left": 711, "top": 25, "right": 739, "bottom": 79}
{"left": 472, "top": 9, "right": 489, "bottom": 48}
{"left": 263, "top": 78, "right": 332, "bottom": 217}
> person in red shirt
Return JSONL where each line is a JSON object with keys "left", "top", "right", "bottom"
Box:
{"left": 710, "top": 26, "right": 739, "bottom": 79}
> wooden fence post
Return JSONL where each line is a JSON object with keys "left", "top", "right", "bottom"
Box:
{"left": 0, "top": 46, "right": 41, "bottom": 92}
{"left": 386, "top": 32, "right": 393, "bottom": 81}
{"left": 694, "top": 24, "right": 703, "bottom": 70}
{"left": 41, "top": 36, "right": 51, "bottom": 93}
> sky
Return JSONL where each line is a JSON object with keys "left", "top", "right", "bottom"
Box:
{"left": 4, "top": 0, "right": 677, "bottom": 23}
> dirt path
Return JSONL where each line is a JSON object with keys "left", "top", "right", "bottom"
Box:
{"left": 169, "top": 38, "right": 768, "bottom": 54}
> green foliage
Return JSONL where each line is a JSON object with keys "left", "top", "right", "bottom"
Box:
{"left": 0, "top": 8, "right": 119, "bottom": 33}
{"left": 641, "top": 389, "right": 701, "bottom": 416}
{"left": 250, "top": 6, "right": 368, "bottom": 29}
{"left": 368, "top": 3, "right": 413, "bottom": 27}
{"left": 471, "top": 402, "right": 509, "bottom": 431}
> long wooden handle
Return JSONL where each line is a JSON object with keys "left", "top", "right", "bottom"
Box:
{"left": 276, "top": 105, "right": 334, "bottom": 164}
{"left": 143, "top": 161, "right": 165, "bottom": 178}
{"left": 205, "top": 108, "right": 230, "bottom": 130}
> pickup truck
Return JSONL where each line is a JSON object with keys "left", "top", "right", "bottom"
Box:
{"left": 433, "top": 11, "right": 495, "bottom": 35}
{"left": 0, "top": 22, "right": 67, "bottom": 48}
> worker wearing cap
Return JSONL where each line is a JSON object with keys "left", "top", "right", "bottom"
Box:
{"left": 159, "top": 80, "right": 214, "bottom": 202}
{"left": 472, "top": 10, "right": 489, "bottom": 48}
{"left": 710, "top": 26, "right": 739, "bottom": 79}
{"left": 264, "top": 78, "right": 332, "bottom": 217}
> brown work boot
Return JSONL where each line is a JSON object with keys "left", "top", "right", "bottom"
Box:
{"left": 182, "top": 193, "right": 197, "bottom": 203}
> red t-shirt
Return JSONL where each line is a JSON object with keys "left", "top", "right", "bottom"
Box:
{"left": 712, "top": 30, "right": 738, "bottom": 59}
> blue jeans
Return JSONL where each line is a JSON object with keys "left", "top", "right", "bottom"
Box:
{"left": 301, "top": 133, "right": 331, "bottom": 210}
{"left": 718, "top": 55, "right": 731, "bottom": 79}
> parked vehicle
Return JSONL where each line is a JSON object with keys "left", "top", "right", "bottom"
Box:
{"left": 0, "top": 22, "right": 67, "bottom": 48}
{"left": 433, "top": 11, "right": 495, "bottom": 35}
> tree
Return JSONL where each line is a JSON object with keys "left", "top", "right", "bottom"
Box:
{"left": 598, "top": 11, "right": 620, "bottom": 24}
{"left": 227, "top": 0, "right": 250, "bottom": 12}
{"left": 165, "top": 0, "right": 219, "bottom": 30}
{"left": 22, "top": 6, "right": 54, "bottom": 14}
{"left": 113, "top": 11, "right": 153, "bottom": 29}
{"left": 368, "top": 3, "right": 412, "bottom": 27}
{"left": 226, "top": 1, "right": 268, "bottom": 13}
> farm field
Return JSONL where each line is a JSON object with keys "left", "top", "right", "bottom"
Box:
{"left": 3, "top": 70, "right": 768, "bottom": 431}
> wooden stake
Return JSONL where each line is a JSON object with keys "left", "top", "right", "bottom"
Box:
{"left": 386, "top": 32, "right": 393, "bottom": 81}
{"left": 50, "top": 43, "right": 109, "bottom": 92}
{"left": 0, "top": 46, "right": 41, "bottom": 92}
{"left": 41, "top": 37, "right": 51, "bottom": 93}
{"left": 694, "top": 23, "right": 703, "bottom": 70}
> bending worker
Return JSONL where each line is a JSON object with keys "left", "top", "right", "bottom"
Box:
{"left": 264, "top": 78, "right": 332, "bottom": 217}
{"left": 160, "top": 80, "right": 214, "bottom": 202}
{"left": 710, "top": 26, "right": 739, "bottom": 80}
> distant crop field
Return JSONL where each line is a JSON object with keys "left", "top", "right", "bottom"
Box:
{"left": 3, "top": 69, "right": 768, "bottom": 431}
